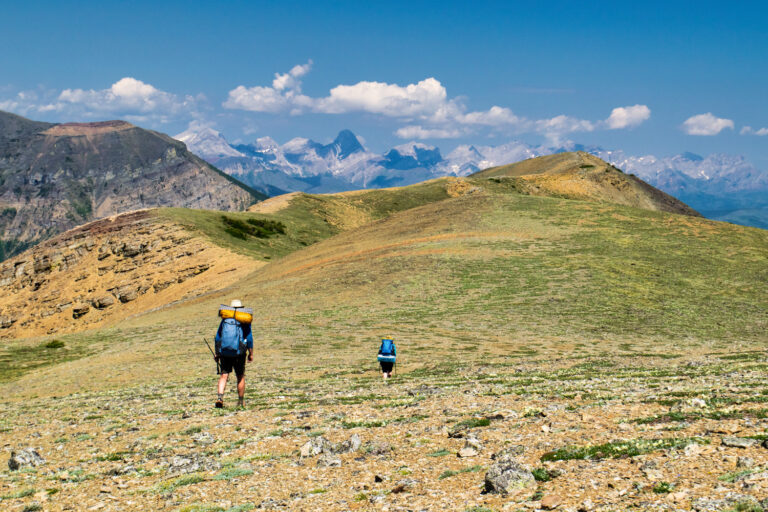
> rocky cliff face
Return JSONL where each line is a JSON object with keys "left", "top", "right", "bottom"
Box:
{"left": 0, "top": 111, "right": 264, "bottom": 260}
{"left": 0, "top": 209, "right": 262, "bottom": 339}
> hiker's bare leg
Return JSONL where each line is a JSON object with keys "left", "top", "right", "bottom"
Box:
{"left": 237, "top": 375, "right": 245, "bottom": 400}
{"left": 218, "top": 373, "right": 229, "bottom": 395}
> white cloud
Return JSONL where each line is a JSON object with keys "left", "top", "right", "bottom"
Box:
{"left": 223, "top": 63, "right": 652, "bottom": 140}
{"left": 458, "top": 106, "right": 521, "bottom": 126}
{"left": 682, "top": 113, "right": 734, "bottom": 135}
{"left": 741, "top": 126, "right": 768, "bottom": 136}
{"left": 606, "top": 104, "right": 651, "bottom": 129}
{"left": 395, "top": 125, "right": 463, "bottom": 139}
{"left": 0, "top": 78, "right": 201, "bottom": 124}
{"left": 314, "top": 78, "right": 449, "bottom": 117}
{"left": 224, "top": 61, "right": 314, "bottom": 113}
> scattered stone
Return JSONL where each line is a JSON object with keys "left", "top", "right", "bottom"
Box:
{"left": 736, "top": 456, "right": 754, "bottom": 468}
{"left": 335, "top": 433, "right": 361, "bottom": 454}
{"left": 365, "top": 441, "right": 392, "bottom": 455}
{"left": 300, "top": 437, "right": 331, "bottom": 457}
{"left": 484, "top": 456, "right": 535, "bottom": 494}
{"left": 316, "top": 453, "right": 341, "bottom": 467}
{"left": 684, "top": 443, "right": 703, "bottom": 457}
{"left": 8, "top": 448, "right": 45, "bottom": 470}
{"left": 107, "top": 464, "right": 136, "bottom": 476}
{"left": 166, "top": 454, "right": 220, "bottom": 475}
{"left": 257, "top": 498, "right": 287, "bottom": 509}
{"left": 464, "top": 434, "right": 483, "bottom": 452}
{"left": 72, "top": 304, "right": 90, "bottom": 319}
{"left": 0, "top": 316, "right": 17, "bottom": 328}
{"left": 93, "top": 296, "right": 115, "bottom": 309}
{"left": 192, "top": 432, "right": 215, "bottom": 445}
{"left": 458, "top": 447, "right": 478, "bottom": 458}
{"left": 541, "top": 494, "right": 563, "bottom": 509}
{"left": 407, "top": 385, "right": 442, "bottom": 397}
{"left": 117, "top": 286, "right": 138, "bottom": 303}
{"left": 721, "top": 436, "right": 758, "bottom": 448}
{"left": 491, "top": 445, "right": 525, "bottom": 461}
{"left": 391, "top": 478, "right": 417, "bottom": 493}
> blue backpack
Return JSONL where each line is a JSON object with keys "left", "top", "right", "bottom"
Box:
{"left": 219, "top": 318, "right": 243, "bottom": 356}
{"left": 380, "top": 338, "right": 395, "bottom": 356}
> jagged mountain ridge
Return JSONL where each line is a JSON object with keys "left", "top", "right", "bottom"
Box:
{"left": 177, "top": 127, "right": 768, "bottom": 228}
{"left": 0, "top": 110, "right": 265, "bottom": 261}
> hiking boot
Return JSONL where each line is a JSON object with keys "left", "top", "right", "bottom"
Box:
{"left": 215, "top": 399, "right": 224, "bottom": 408}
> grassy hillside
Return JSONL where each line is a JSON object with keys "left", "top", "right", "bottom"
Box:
{"left": 11, "top": 179, "right": 765, "bottom": 397}
{"left": 2, "top": 155, "right": 767, "bottom": 511}
{"left": 155, "top": 177, "right": 458, "bottom": 260}
{"left": 474, "top": 151, "right": 700, "bottom": 216}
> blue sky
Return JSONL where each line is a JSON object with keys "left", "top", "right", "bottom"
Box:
{"left": 1, "top": 0, "right": 766, "bottom": 165}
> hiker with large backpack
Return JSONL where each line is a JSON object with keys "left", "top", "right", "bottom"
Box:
{"left": 214, "top": 300, "right": 254, "bottom": 408}
{"left": 377, "top": 338, "right": 396, "bottom": 380}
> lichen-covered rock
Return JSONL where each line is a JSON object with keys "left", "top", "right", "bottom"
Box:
{"left": 8, "top": 448, "right": 45, "bottom": 470}
{"left": 166, "top": 454, "right": 220, "bottom": 475}
{"left": 300, "top": 436, "right": 332, "bottom": 457}
{"left": 316, "top": 453, "right": 341, "bottom": 467}
{"left": 484, "top": 456, "right": 534, "bottom": 494}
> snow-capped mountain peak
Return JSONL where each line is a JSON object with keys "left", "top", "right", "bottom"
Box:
{"left": 174, "top": 126, "right": 244, "bottom": 160}
{"left": 176, "top": 124, "right": 768, "bottom": 228}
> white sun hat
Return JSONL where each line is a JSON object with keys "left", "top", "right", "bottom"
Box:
{"left": 230, "top": 299, "right": 243, "bottom": 308}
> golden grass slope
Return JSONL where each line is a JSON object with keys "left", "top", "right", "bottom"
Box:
{"left": 474, "top": 151, "right": 700, "bottom": 216}
{"left": 0, "top": 210, "right": 262, "bottom": 339}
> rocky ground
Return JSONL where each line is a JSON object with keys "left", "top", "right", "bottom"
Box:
{"left": 2, "top": 351, "right": 768, "bottom": 512}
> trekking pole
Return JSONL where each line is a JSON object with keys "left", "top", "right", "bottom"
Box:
{"left": 203, "top": 338, "right": 221, "bottom": 375}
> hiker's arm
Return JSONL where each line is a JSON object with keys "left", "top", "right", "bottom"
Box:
{"left": 244, "top": 324, "right": 254, "bottom": 362}
{"left": 214, "top": 322, "right": 222, "bottom": 359}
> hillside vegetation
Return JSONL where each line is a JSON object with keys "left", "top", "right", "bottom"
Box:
{"left": 1, "top": 153, "right": 766, "bottom": 511}
{"left": 4, "top": 161, "right": 764, "bottom": 394}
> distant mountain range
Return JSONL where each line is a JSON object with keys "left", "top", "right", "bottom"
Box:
{"left": 0, "top": 111, "right": 264, "bottom": 261}
{"left": 176, "top": 126, "right": 768, "bottom": 229}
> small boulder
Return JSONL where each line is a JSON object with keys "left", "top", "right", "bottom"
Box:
{"left": 458, "top": 447, "right": 478, "bottom": 458}
{"left": 192, "top": 432, "right": 215, "bottom": 445}
{"left": 722, "top": 437, "right": 758, "bottom": 448}
{"left": 93, "top": 296, "right": 115, "bottom": 309}
{"left": 316, "top": 453, "right": 341, "bottom": 467}
{"left": 72, "top": 304, "right": 90, "bottom": 319}
{"left": 391, "top": 478, "right": 418, "bottom": 493}
{"left": 167, "top": 454, "right": 220, "bottom": 475}
{"left": 464, "top": 434, "right": 483, "bottom": 452}
{"left": 365, "top": 441, "right": 393, "bottom": 455}
{"left": 8, "top": 448, "right": 45, "bottom": 470}
{"left": 117, "top": 286, "right": 138, "bottom": 303}
{"left": 300, "top": 436, "right": 332, "bottom": 457}
{"left": 491, "top": 445, "right": 525, "bottom": 461}
{"left": 484, "top": 457, "right": 535, "bottom": 494}
{"left": 335, "top": 433, "right": 361, "bottom": 454}
{"left": 541, "top": 494, "right": 563, "bottom": 509}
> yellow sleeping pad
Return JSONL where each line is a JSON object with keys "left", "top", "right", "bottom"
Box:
{"left": 218, "top": 305, "right": 253, "bottom": 324}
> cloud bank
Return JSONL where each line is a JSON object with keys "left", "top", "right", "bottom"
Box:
{"left": 0, "top": 78, "right": 201, "bottom": 124}
{"left": 224, "top": 62, "right": 652, "bottom": 142}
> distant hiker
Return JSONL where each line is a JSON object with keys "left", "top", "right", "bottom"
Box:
{"left": 377, "top": 338, "right": 396, "bottom": 380}
{"left": 214, "top": 300, "right": 254, "bottom": 408}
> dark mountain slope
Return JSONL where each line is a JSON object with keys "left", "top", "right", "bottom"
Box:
{"left": 0, "top": 111, "right": 265, "bottom": 260}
